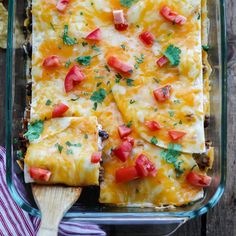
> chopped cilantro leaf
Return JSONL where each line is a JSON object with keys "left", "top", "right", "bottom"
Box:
{"left": 134, "top": 54, "right": 144, "bottom": 69}
{"left": 197, "top": 13, "right": 201, "bottom": 20}
{"left": 169, "top": 143, "right": 182, "bottom": 152}
{"left": 80, "top": 12, "right": 83, "bottom": 15}
{"left": 93, "top": 102, "right": 98, "bottom": 111}
{"left": 84, "top": 134, "right": 88, "bottom": 139}
{"left": 63, "top": 25, "right": 77, "bottom": 46}
{"left": 150, "top": 136, "right": 158, "bottom": 145}
{"left": 126, "top": 120, "right": 133, "bottom": 128}
{"left": 65, "top": 60, "right": 71, "bottom": 68}
{"left": 168, "top": 110, "right": 175, "bottom": 117}
{"left": 163, "top": 44, "right": 181, "bottom": 66}
{"left": 115, "top": 73, "right": 122, "bottom": 83}
{"left": 126, "top": 78, "right": 134, "bottom": 86}
{"left": 153, "top": 78, "right": 160, "bottom": 84}
{"left": 82, "top": 91, "right": 90, "bottom": 96}
{"left": 121, "top": 44, "right": 126, "bottom": 50}
{"left": 135, "top": 54, "right": 144, "bottom": 64}
{"left": 105, "top": 65, "right": 111, "bottom": 72}
{"left": 174, "top": 160, "right": 185, "bottom": 177}
{"left": 120, "top": 0, "right": 139, "bottom": 8}
{"left": 66, "top": 141, "right": 82, "bottom": 147}
{"left": 129, "top": 99, "right": 136, "bottom": 104}
{"left": 76, "top": 56, "right": 92, "bottom": 66}
{"left": 90, "top": 88, "right": 107, "bottom": 104}
{"left": 174, "top": 99, "right": 180, "bottom": 104}
{"left": 161, "top": 143, "right": 184, "bottom": 177}
{"left": 66, "top": 149, "right": 74, "bottom": 155}
{"left": 154, "top": 108, "right": 158, "bottom": 112}
{"left": 50, "top": 22, "right": 55, "bottom": 31}
{"left": 82, "top": 41, "right": 88, "bottom": 47}
{"left": 91, "top": 45, "right": 100, "bottom": 52}
{"left": 45, "top": 99, "right": 52, "bottom": 106}
{"left": 161, "top": 143, "right": 182, "bottom": 162}
{"left": 71, "top": 96, "right": 79, "bottom": 101}
{"left": 96, "top": 82, "right": 102, "bottom": 87}
{"left": 115, "top": 78, "right": 121, "bottom": 83}
{"left": 55, "top": 143, "right": 63, "bottom": 153}
{"left": 95, "top": 76, "right": 105, "bottom": 79}
{"left": 202, "top": 45, "right": 209, "bottom": 51}
{"left": 24, "top": 120, "right": 44, "bottom": 142}
{"left": 115, "top": 73, "right": 122, "bottom": 79}
{"left": 179, "top": 120, "right": 183, "bottom": 124}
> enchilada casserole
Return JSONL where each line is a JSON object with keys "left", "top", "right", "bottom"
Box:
{"left": 22, "top": 0, "right": 213, "bottom": 207}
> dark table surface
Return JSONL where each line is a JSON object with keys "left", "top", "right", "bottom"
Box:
{"left": 0, "top": 0, "right": 235, "bottom": 235}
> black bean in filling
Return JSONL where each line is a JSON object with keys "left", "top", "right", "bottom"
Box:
{"left": 99, "top": 130, "right": 109, "bottom": 141}
{"left": 204, "top": 115, "right": 210, "bottom": 128}
{"left": 26, "top": 82, "right": 32, "bottom": 96}
{"left": 193, "top": 153, "right": 210, "bottom": 170}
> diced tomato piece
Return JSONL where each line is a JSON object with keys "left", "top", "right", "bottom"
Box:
{"left": 113, "top": 10, "right": 125, "bottom": 24}
{"left": 107, "top": 56, "right": 133, "bottom": 75}
{"left": 29, "top": 167, "right": 51, "bottom": 182}
{"left": 139, "top": 31, "right": 155, "bottom": 46}
{"left": 56, "top": 0, "right": 70, "bottom": 13}
{"left": 113, "top": 10, "right": 128, "bottom": 31}
{"left": 160, "top": 6, "right": 186, "bottom": 25}
{"left": 115, "top": 166, "right": 139, "bottom": 183}
{"left": 186, "top": 171, "right": 212, "bottom": 187}
{"left": 118, "top": 125, "right": 132, "bottom": 139}
{"left": 91, "top": 152, "right": 102, "bottom": 163}
{"left": 174, "top": 15, "right": 187, "bottom": 25}
{"left": 122, "top": 136, "right": 135, "bottom": 146}
{"left": 156, "top": 56, "right": 169, "bottom": 67}
{"left": 42, "top": 56, "right": 60, "bottom": 68}
{"left": 52, "top": 103, "right": 69, "bottom": 118}
{"left": 135, "top": 154, "right": 157, "bottom": 177}
{"left": 153, "top": 85, "right": 171, "bottom": 102}
{"left": 115, "top": 23, "right": 129, "bottom": 31}
{"left": 168, "top": 130, "right": 186, "bottom": 141}
{"left": 64, "top": 65, "right": 85, "bottom": 93}
{"left": 144, "top": 121, "right": 162, "bottom": 131}
{"left": 113, "top": 141, "right": 133, "bottom": 162}
{"left": 85, "top": 28, "right": 102, "bottom": 41}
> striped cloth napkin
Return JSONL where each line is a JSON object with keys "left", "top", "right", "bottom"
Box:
{"left": 0, "top": 147, "right": 106, "bottom": 236}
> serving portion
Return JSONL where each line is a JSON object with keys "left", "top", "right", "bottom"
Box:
{"left": 23, "top": 0, "right": 213, "bottom": 207}
{"left": 24, "top": 117, "right": 100, "bottom": 186}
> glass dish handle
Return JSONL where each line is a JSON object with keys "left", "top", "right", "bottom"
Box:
{"left": 61, "top": 217, "right": 188, "bottom": 236}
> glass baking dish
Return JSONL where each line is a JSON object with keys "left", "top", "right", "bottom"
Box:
{"left": 5, "top": 0, "right": 227, "bottom": 234}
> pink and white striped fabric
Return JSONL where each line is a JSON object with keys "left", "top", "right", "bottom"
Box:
{"left": 0, "top": 146, "right": 106, "bottom": 236}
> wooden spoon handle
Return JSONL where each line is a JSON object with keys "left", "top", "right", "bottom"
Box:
{"left": 32, "top": 185, "right": 82, "bottom": 236}
{"left": 38, "top": 221, "right": 58, "bottom": 236}
{"left": 37, "top": 207, "right": 64, "bottom": 236}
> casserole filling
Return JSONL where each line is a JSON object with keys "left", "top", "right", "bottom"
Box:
{"left": 21, "top": 0, "right": 213, "bottom": 206}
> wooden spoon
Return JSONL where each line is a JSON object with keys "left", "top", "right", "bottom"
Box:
{"left": 32, "top": 184, "right": 82, "bottom": 236}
